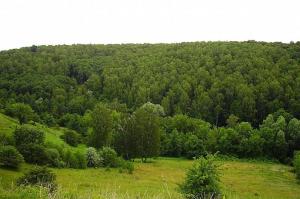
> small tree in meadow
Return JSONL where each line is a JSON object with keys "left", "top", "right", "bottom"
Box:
{"left": 17, "top": 166, "right": 57, "bottom": 192}
{"left": 179, "top": 154, "right": 221, "bottom": 199}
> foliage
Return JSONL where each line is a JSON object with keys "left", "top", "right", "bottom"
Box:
{"left": 98, "top": 147, "right": 119, "bottom": 167}
{"left": 75, "top": 151, "right": 87, "bottom": 169}
{"left": 119, "top": 159, "right": 134, "bottom": 174}
{"left": 59, "top": 113, "right": 87, "bottom": 135}
{"left": 18, "top": 144, "right": 49, "bottom": 165}
{"left": 60, "top": 129, "right": 81, "bottom": 147}
{"left": 2, "top": 42, "right": 300, "bottom": 128}
{"left": 45, "top": 148, "right": 61, "bottom": 167}
{"left": 0, "top": 145, "right": 24, "bottom": 169}
{"left": 17, "top": 166, "right": 57, "bottom": 192}
{"left": 5, "top": 103, "right": 36, "bottom": 124}
{"left": 89, "top": 103, "right": 113, "bottom": 148}
{"left": 60, "top": 149, "right": 87, "bottom": 169}
{"left": 1, "top": 42, "right": 300, "bottom": 164}
{"left": 132, "top": 105, "right": 161, "bottom": 161}
{"left": 179, "top": 154, "right": 221, "bottom": 198}
{"left": 86, "top": 147, "right": 101, "bottom": 167}
{"left": 13, "top": 125, "right": 48, "bottom": 164}
{"left": 13, "top": 125, "right": 45, "bottom": 146}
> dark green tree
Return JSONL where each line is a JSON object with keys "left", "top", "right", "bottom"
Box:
{"left": 89, "top": 103, "right": 113, "bottom": 148}
{"left": 6, "top": 103, "right": 35, "bottom": 124}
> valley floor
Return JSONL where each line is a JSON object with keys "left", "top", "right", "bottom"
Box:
{"left": 0, "top": 157, "right": 299, "bottom": 199}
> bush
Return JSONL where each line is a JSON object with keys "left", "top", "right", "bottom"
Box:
{"left": 86, "top": 147, "right": 101, "bottom": 167}
{"left": 62, "top": 150, "right": 76, "bottom": 168}
{"left": 14, "top": 125, "right": 45, "bottom": 146}
{"left": 45, "top": 148, "right": 61, "bottom": 167}
{"left": 294, "top": 152, "right": 300, "bottom": 180}
{"left": 18, "top": 144, "right": 48, "bottom": 165}
{"left": 99, "top": 147, "right": 119, "bottom": 167}
{"left": 75, "top": 151, "right": 87, "bottom": 169}
{"left": 60, "top": 130, "right": 81, "bottom": 147}
{"left": 62, "top": 150, "right": 86, "bottom": 169}
{"left": 179, "top": 154, "right": 221, "bottom": 199}
{"left": 118, "top": 158, "right": 134, "bottom": 174}
{"left": 0, "top": 145, "right": 24, "bottom": 169}
{"left": 17, "top": 166, "right": 57, "bottom": 192}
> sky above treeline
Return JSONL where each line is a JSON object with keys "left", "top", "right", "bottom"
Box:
{"left": 0, "top": 0, "right": 299, "bottom": 50}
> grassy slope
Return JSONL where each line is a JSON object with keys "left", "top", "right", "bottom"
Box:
{"left": 0, "top": 113, "right": 86, "bottom": 152}
{"left": 0, "top": 113, "right": 299, "bottom": 198}
{"left": 0, "top": 113, "right": 63, "bottom": 144}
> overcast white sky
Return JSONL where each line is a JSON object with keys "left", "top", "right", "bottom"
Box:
{"left": 0, "top": 0, "right": 299, "bottom": 50}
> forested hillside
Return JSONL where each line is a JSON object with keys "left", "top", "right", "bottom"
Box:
{"left": 1, "top": 42, "right": 300, "bottom": 198}
{"left": 1, "top": 41, "right": 300, "bottom": 127}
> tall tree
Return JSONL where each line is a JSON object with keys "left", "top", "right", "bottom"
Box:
{"left": 89, "top": 103, "right": 113, "bottom": 148}
{"left": 132, "top": 103, "right": 161, "bottom": 161}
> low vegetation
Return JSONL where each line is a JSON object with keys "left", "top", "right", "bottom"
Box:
{"left": 179, "top": 154, "right": 221, "bottom": 198}
{"left": 0, "top": 158, "right": 300, "bottom": 198}
{"left": 0, "top": 145, "right": 24, "bottom": 169}
{"left": 17, "top": 166, "right": 57, "bottom": 192}
{"left": 294, "top": 152, "right": 300, "bottom": 180}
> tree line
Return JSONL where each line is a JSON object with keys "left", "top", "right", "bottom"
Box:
{"left": 2, "top": 101, "right": 299, "bottom": 165}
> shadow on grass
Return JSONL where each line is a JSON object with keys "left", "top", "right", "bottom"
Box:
{"left": 0, "top": 165, "right": 21, "bottom": 172}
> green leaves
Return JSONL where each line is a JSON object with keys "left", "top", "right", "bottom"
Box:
{"left": 179, "top": 154, "right": 221, "bottom": 198}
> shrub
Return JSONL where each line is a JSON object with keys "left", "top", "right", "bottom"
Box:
{"left": 14, "top": 125, "right": 45, "bottom": 146}
{"left": 18, "top": 144, "right": 48, "bottom": 165}
{"left": 179, "top": 154, "right": 221, "bottom": 199}
{"left": 60, "top": 130, "right": 81, "bottom": 147}
{"left": 86, "top": 147, "right": 101, "bottom": 167}
{"left": 99, "top": 147, "right": 119, "bottom": 167}
{"left": 45, "top": 148, "right": 61, "bottom": 167}
{"left": 294, "top": 152, "right": 300, "bottom": 180}
{"left": 17, "top": 166, "right": 57, "bottom": 192}
{"left": 75, "top": 151, "right": 87, "bottom": 169}
{"left": 62, "top": 150, "right": 86, "bottom": 169}
{"left": 0, "top": 145, "right": 24, "bottom": 169}
{"left": 62, "top": 150, "right": 76, "bottom": 168}
{"left": 119, "top": 158, "right": 134, "bottom": 174}
{"left": 45, "top": 142, "right": 64, "bottom": 158}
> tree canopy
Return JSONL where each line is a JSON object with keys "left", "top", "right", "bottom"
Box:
{"left": 1, "top": 42, "right": 300, "bottom": 127}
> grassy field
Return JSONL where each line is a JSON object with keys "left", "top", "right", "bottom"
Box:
{"left": 1, "top": 113, "right": 300, "bottom": 198}
{"left": 0, "top": 158, "right": 299, "bottom": 199}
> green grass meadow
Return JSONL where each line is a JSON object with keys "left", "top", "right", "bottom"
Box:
{"left": 0, "top": 158, "right": 299, "bottom": 199}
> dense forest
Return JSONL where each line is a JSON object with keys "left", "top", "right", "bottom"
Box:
{"left": 1, "top": 42, "right": 300, "bottom": 126}
{"left": 1, "top": 41, "right": 300, "bottom": 164}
